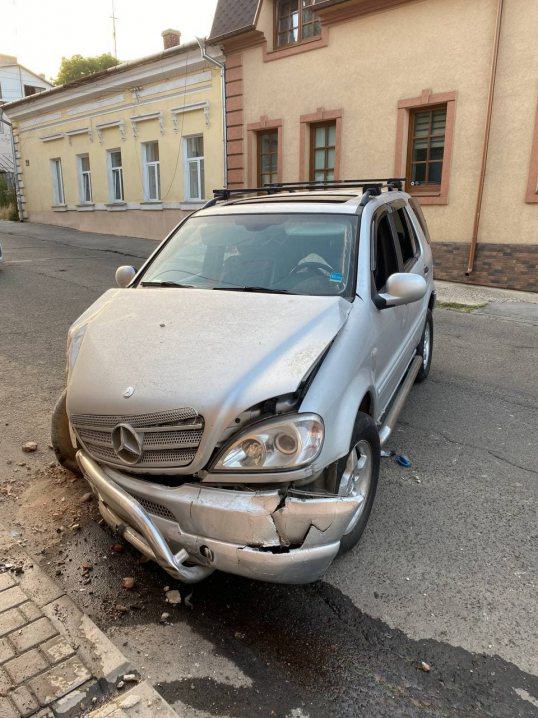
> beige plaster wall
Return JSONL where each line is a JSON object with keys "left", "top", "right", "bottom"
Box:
{"left": 479, "top": 0, "right": 538, "bottom": 245}
{"left": 26, "top": 208, "right": 189, "bottom": 240}
{"left": 242, "top": 0, "right": 538, "bottom": 244}
{"left": 12, "top": 64, "right": 224, "bottom": 239}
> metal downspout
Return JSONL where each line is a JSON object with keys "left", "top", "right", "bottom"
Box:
{"left": 0, "top": 111, "right": 24, "bottom": 222}
{"left": 196, "top": 37, "right": 228, "bottom": 188}
{"left": 466, "top": 0, "right": 504, "bottom": 275}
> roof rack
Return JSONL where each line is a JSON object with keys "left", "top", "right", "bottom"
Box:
{"left": 207, "top": 178, "right": 407, "bottom": 205}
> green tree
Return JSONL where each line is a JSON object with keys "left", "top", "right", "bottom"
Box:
{"left": 54, "top": 53, "right": 120, "bottom": 86}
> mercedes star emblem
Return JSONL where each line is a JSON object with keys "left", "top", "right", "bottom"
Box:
{"left": 111, "top": 423, "right": 143, "bottom": 465}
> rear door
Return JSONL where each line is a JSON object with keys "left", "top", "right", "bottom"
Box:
{"left": 369, "top": 206, "right": 409, "bottom": 412}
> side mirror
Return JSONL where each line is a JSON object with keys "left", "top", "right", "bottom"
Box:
{"left": 115, "top": 266, "right": 137, "bottom": 288}
{"left": 374, "top": 272, "right": 427, "bottom": 309}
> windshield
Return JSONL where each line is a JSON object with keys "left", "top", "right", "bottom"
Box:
{"left": 139, "top": 213, "right": 359, "bottom": 298}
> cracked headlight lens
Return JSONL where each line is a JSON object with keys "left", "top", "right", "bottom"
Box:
{"left": 214, "top": 414, "right": 324, "bottom": 471}
{"left": 66, "top": 323, "right": 87, "bottom": 379}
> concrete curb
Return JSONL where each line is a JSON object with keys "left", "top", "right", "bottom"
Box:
{"left": 0, "top": 527, "right": 177, "bottom": 717}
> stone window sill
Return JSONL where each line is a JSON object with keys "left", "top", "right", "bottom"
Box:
{"left": 76, "top": 204, "right": 95, "bottom": 212}
{"left": 141, "top": 202, "right": 163, "bottom": 211}
{"left": 52, "top": 205, "right": 67, "bottom": 212}
{"left": 106, "top": 202, "right": 127, "bottom": 211}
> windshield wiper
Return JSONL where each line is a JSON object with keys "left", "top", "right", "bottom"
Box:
{"left": 212, "top": 286, "right": 295, "bottom": 295}
{"left": 141, "top": 281, "right": 195, "bottom": 288}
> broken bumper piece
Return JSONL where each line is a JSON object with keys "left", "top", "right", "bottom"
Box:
{"left": 77, "top": 450, "right": 360, "bottom": 584}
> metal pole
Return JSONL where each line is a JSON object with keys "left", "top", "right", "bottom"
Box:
{"left": 466, "top": 0, "right": 504, "bottom": 275}
{"left": 0, "top": 110, "right": 23, "bottom": 221}
{"left": 196, "top": 37, "right": 228, "bottom": 188}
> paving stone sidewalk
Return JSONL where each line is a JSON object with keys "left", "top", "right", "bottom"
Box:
{"left": 0, "top": 530, "right": 177, "bottom": 717}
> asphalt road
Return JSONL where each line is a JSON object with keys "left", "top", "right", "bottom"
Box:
{"left": 1, "top": 220, "right": 537, "bottom": 718}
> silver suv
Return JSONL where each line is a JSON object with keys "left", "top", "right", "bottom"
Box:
{"left": 51, "top": 179, "right": 435, "bottom": 585}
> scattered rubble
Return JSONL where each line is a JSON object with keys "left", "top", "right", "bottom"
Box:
{"left": 80, "top": 492, "right": 93, "bottom": 503}
{"left": 165, "top": 589, "right": 181, "bottom": 605}
{"left": 122, "top": 577, "right": 135, "bottom": 589}
{"left": 421, "top": 661, "right": 431, "bottom": 673}
{"left": 160, "top": 612, "right": 170, "bottom": 622}
{"left": 22, "top": 441, "right": 38, "bottom": 452}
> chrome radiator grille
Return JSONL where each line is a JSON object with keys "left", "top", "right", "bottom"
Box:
{"left": 71, "top": 407, "right": 203, "bottom": 469}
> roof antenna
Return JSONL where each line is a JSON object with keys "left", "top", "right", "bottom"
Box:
{"left": 111, "top": 0, "right": 119, "bottom": 64}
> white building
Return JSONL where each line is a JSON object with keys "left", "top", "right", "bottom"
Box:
{"left": 0, "top": 54, "right": 52, "bottom": 173}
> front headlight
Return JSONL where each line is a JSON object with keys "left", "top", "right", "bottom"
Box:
{"left": 213, "top": 414, "right": 324, "bottom": 472}
{"left": 66, "top": 324, "right": 87, "bottom": 378}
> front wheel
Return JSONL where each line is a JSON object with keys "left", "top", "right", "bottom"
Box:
{"left": 51, "top": 389, "right": 81, "bottom": 474}
{"left": 415, "top": 309, "right": 433, "bottom": 383}
{"left": 336, "top": 412, "right": 380, "bottom": 555}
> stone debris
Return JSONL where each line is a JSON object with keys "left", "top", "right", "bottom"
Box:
{"left": 165, "top": 590, "right": 181, "bottom": 605}
{"left": 112, "top": 544, "right": 124, "bottom": 553}
{"left": 80, "top": 493, "right": 93, "bottom": 503}
{"left": 121, "top": 577, "right": 135, "bottom": 589}
{"left": 119, "top": 693, "right": 141, "bottom": 708}
{"left": 421, "top": 661, "right": 431, "bottom": 672}
{"left": 160, "top": 612, "right": 170, "bottom": 622}
{"left": 115, "top": 604, "right": 128, "bottom": 613}
{"left": 123, "top": 673, "right": 137, "bottom": 682}
{"left": 22, "top": 442, "right": 38, "bottom": 452}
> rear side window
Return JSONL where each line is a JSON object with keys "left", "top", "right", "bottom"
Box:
{"left": 392, "top": 208, "right": 416, "bottom": 265}
{"left": 408, "top": 197, "right": 431, "bottom": 244}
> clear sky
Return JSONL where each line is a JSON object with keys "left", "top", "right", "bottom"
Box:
{"left": 1, "top": 0, "right": 219, "bottom": 84}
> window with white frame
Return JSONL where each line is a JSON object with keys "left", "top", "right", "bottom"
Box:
{"left": 143, "top": 141, "right": 160, "bottom": 201}
{"left": 50, "top": 158, "right": 65, "bottom": 205}
{"left": 77, "top": 154, "right": 92, "bottom": 203}
{"left": 184, "top": 136, "right": 205, "bottom": 201}
{"left": 107, "top": 149, "right": 124, "bottom": 202}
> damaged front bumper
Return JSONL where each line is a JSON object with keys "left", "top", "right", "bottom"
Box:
{"left": 77, "top": 450, "right": 360, "bottom": 584}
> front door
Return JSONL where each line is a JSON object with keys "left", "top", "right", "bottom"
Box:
{"left": 369, "top": 208, "right": 409, "bottom": 413}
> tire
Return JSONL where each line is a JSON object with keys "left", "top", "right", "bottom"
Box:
{"left": 51, "top": 389, "right": 81, "bottom": 474}
{"left": 336, "top": 412, "right": 380, "bottom": 555}
{"left": 415, "top": 308, "right": 433, "bottom": 384}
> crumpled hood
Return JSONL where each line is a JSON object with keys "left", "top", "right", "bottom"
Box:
{"left": 67, "top": 288, "right": 351, "bottom": 467}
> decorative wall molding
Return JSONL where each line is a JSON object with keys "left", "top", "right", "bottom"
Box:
{"left": 67, "top": 94, "right": 125, "bottom": 116}
{"left": 40, "top": 133, "right": 64, "bottom": 143}
{"left": 66, "top": 127, "right": 93, "bottom": 145}
{"left": 171, "top": 101, "right": 210, "bottom": 131}
{"left": 20, "top": 112, "right": 62, "bottom": 129}
{"left": 16, "top": 86, "right": 213, "bottom": 135}
{"left": 135, "top": 71, "right": 212, "bottom": 99}
{"left": 130, "top": 111, "right": 164, "bottom": 139}
{"left": 95, "top": 119, "right": 126, "bottom": 145}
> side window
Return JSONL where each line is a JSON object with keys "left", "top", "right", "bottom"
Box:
{"left": 408, "top": 197, "right": 431, "bottom": 244}
{"left": 373, "top": 214, "right": 399, "bottom": 293}
{"left": 392, "top": 208, "right": 416, "bottom": 266}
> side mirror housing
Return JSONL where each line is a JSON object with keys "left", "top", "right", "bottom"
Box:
{"left": 374, "top": 272, "right": 427, "bottom": 309}
{"left": 115, "top": 265, "right": 137, "bottom": 288}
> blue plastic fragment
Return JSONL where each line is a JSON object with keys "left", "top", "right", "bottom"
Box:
{"left": 397, "top": 454, "right": 411, "bottom": 468}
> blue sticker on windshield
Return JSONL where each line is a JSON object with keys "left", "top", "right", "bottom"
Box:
{"left": 330, "top": 272, "right": 343, "bottom": 283}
